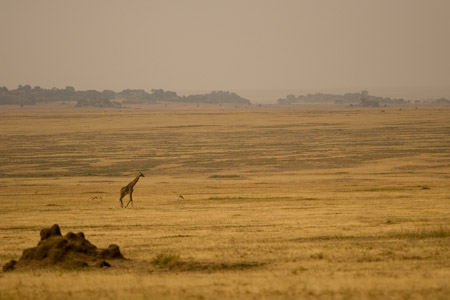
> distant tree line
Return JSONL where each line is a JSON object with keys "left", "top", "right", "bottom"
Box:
{"left": 0, "top": 85, "right": 121, "bottom": 108}
{"left": 277, "top": 91, "right": 408, "bottom": 106}
{"left": 119, "top": 89, "right": 179, "bottom": 104}
{"left": 181, "top": 91, "right": 251, "bottom": 104}
{"left": 0, "top": 85, "right": 251, "bottom": 107}
{"left": 121, "top": 89, "right": 250, "bottom": 105}
{"left": 433, "top": 98, "right": 450, "bottom": 105}
{"left": 278, "top": 91, "right": 450, "bottom": 107}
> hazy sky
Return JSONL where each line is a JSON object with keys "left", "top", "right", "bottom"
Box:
{"left": 1, "top": 0, "right": 449, "bottom": 94}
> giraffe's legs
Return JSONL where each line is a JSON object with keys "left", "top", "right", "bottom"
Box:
{"left": 119, "top": 189, "right": 126, "bottom": 208}
{"left": 125, "top": 193, "right": 133, "bottom": 208}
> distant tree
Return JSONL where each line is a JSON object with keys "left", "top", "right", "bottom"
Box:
{"left": 359, "top": 98, "right": 379, "bottom": 107}
{"left": 434, "top": 98, "right": 450, "bottom": 104}
{"left": 101, "top": 90, "right": 116, "bottom": 98}
{"left": 18, "top": 85, "right": 32, "bottom": 94}
{"left": 286, "top": 94, "right": 297, "bottom": 101}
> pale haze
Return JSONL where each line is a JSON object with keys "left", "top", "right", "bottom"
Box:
{"left": 1, "top": 0, "right": 449, "bottom": 101}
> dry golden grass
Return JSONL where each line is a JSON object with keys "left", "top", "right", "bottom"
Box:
{"left": 0, "top": 104, "right": 449, "bottom": 299}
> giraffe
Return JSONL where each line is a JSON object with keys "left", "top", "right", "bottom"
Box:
{"left": 120, "top": 172, "right": 144, "bottom": 208}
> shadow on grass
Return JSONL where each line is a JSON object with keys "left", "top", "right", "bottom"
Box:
{"left": 292, "top": 226, "right": 450, "bottom": 242}
{"left": 150, "top": 252, "right": 265, "bottom": 272}
{"left": 154, "top": 260, "right": 265, "bottom": 272}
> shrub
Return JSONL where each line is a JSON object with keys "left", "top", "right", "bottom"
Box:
{"left": 152, "top": 253, "right": 180, "bottom": 265}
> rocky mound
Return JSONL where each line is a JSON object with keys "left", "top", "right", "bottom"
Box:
{"left": 3, "top": 224, "right": 124, "bottom": 271}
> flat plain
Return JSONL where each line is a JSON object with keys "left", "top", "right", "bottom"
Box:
{"left": 0, "top": 104, "right": 449, "bottom": 299}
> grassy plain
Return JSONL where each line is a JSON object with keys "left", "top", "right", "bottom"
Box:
{"left": 0, "top": 104, "right": 449, "bottom": 299}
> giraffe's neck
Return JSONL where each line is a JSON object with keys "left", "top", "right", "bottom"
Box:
{"left": 129, "top": 174, "right": 141, "bottom": 187}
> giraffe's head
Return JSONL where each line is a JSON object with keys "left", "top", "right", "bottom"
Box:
{"left": 139, "top": 172, "right": 145, "bottom": 177}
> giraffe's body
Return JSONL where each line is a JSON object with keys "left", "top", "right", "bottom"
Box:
{"left": 120, "top": 172, "right": 144, "bottom": 208}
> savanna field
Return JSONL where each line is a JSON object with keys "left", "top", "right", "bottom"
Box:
{"left": 0, "top": 104, "right": 449, "bottom": 299}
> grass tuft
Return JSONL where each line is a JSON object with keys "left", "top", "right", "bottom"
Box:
{"left": 152, "top": 253, "right": 180, "bottom": 265}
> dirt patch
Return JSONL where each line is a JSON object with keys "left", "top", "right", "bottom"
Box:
{"left": 3, "top": 224, "right": 124, "bottom": 271}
